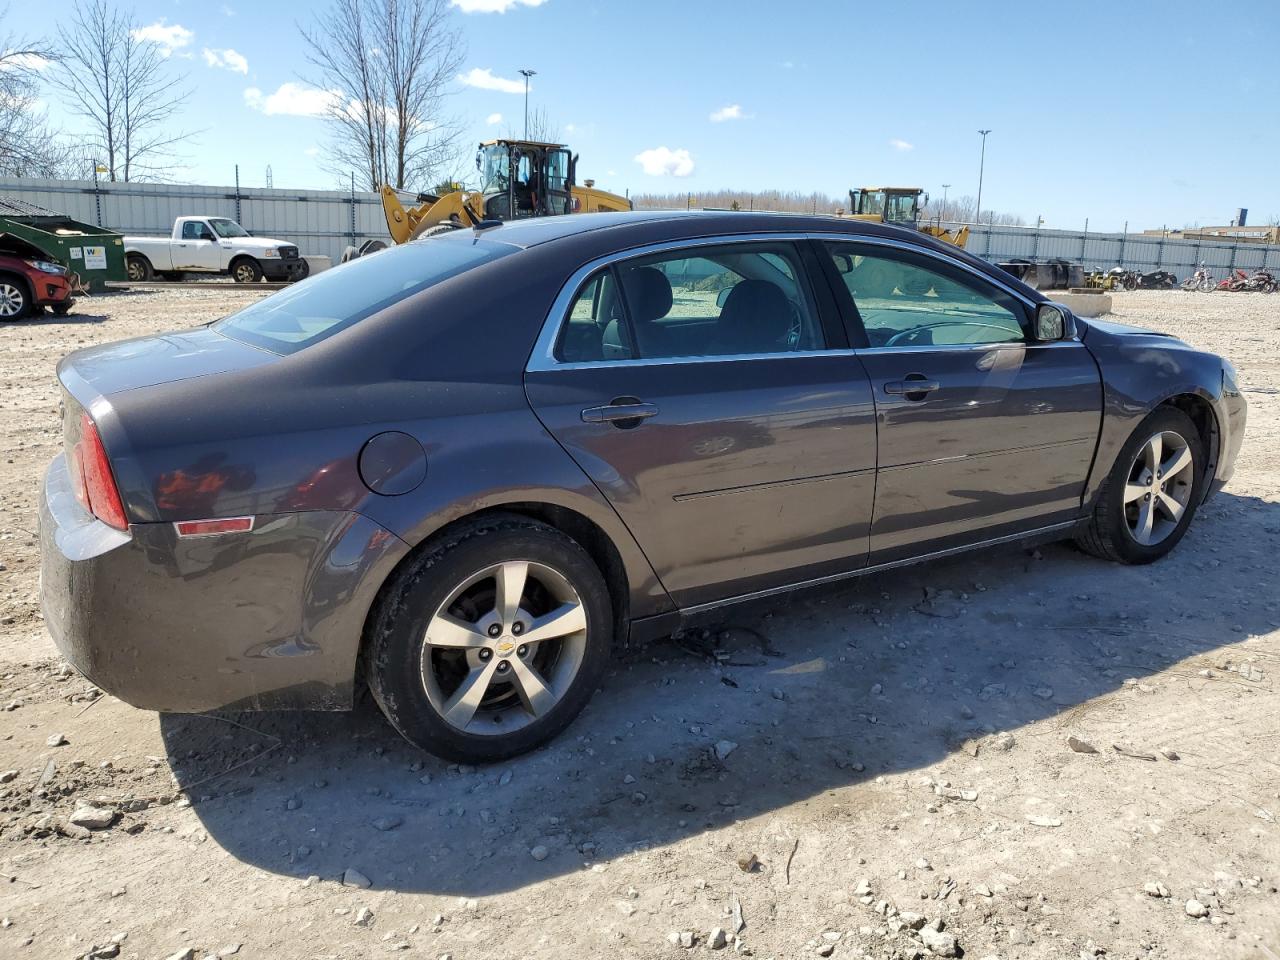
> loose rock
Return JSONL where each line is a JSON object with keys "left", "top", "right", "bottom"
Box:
{"left": 1185, "top": 899, "right": 1209, "bottom": 918}
{"left": 919, "top": 926, "right": 960, "bottom": 956}
{"left": 69, "top": 805, "right": 117, "bottom": 830}
{"left": 343, "top": 868, "right": 372, "bottom": 888}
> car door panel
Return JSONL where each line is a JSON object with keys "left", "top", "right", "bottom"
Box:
{"left": 526, "top": 356, "right": 877, "bottom": 608}
{"left": 859, "top": 341, "right": 1102, "bottom": 559}
{"left": 819, "top": 239, "right": 1104, "bottom": 562}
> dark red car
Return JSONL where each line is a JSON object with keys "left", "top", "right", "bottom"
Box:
{"left": 0, "top": 246, "right": 74, "bottom": 319}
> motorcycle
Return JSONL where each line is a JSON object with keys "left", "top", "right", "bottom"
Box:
{"left": 1180, "top": 265, "right": 1215, "bottom": 292}
{"left": 1135, "top": 269, "right": 1178, "bottom": 289}
{"left": 1236, "top": 269, "right": 1277, "bottom": 293}
{"left": 1216, "top": 269, "right": 1250, "bottom": 292}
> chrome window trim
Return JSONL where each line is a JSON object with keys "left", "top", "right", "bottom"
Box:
{"left": 526, "top": 230, "right": 1063, "bottom": 374}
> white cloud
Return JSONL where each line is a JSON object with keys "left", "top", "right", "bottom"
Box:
{"left": 220, "top": 4, "right": 236, "bottom": 15}
{"left": 634, "top": 146, "right": 694, "bottom": 178}
{"left": 202, "top": 48, "right": 248, "bottom": 74}
{"left": 889, "top": 138, "right": 914, "bottom": 151}
{"left": 709, "top": 104, "right": 747, "bottom": 123}
{"left": 485, "top": 111, "right": 503, "bottom": 125}
{"left": 459, "top": 67, "right": 527, "bottom": 93}
{"left": 1, "top": 52, "right": 52, "bottom": 71}
{"left": 130, "top": 21, "right": 194, "bottom": 57}
{"left": 451, "top": 0, "right": 547, "bottom": 12}
{"left": 304, "top": 146, "right": 320, "bottom": 157}
{"left": 564, "top": 122, "right": 576, "bottom": 133}
{"left": 244, "top": 83, "right": 340, "bottom": 117}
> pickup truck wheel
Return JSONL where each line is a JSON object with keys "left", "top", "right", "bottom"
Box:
{"left": 231, "top": 258, "right": 262, "bottom": 283}
{"left": 126, "top": 255, "right": 153, "bottom": 282}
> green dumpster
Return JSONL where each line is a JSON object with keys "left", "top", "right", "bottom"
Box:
{"left": 0, "top": 195, "right": 126, "bottom": 292}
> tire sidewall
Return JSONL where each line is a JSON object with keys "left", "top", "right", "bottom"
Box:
{"left": 368, "top": 521, "right": 612, "bottom": 763}
{"left": 232, "top": 259, "right": 262, "bottom": 283}
{"left": 1101, "top": 407, "right": 1207, "bottom": 563}
{"left": 0, "top": 277, "right": 30, "bottom": 319}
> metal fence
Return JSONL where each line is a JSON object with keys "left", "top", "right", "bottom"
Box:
{"left": 0, "top": 176, "right": 393, "bottom": 264}
{"left": 4, "top": 175, "right": 1279, "bottom": 283}
{"left": 940, "top": 220, "right": 1280, "bottom": 280}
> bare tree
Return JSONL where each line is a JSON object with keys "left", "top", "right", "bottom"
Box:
{"left": 48, "top": 0, "right": 191, "bottom": 181}
{"left": 302, "top": 0, "right": 465, "bottom": 191}
{"left": 509, "top": 107, "right": 558, "bottom": 144}
{"left": 0, "top": 10, "right": 80, "bottom": 177}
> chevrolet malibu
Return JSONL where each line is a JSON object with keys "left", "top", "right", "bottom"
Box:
{"left": 39, "top": 211, "right": 1246, "bottom": 761}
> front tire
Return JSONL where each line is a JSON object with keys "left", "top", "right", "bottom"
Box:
{"left": 366, "top": 515, "right": 613, "bottom": 763}
{"left": 1076, "top": 407, "right": 1205, "bottom": 564}
{"left": 231, "top": 258, "right": 262, "bottom": 283}
{"left": 0, "top": 278, "right": 31, "bottom": 319}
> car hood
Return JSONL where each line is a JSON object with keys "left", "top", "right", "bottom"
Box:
{"left": 58, "top": 327, "right": 274, "bottom": 398}
{"left": 223, "top": 237, "right": 291, "bottom": 250}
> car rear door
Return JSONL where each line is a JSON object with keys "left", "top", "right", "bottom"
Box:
{"left": 525, "top": 237, "right": 877, "bottom": 609}
{"left": 818, "top": 238, "right": 1103, "bottom": 562}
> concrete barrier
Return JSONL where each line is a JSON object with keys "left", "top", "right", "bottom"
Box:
{"left": 1044, "top": 291, "right": 1111, "bottom": 318}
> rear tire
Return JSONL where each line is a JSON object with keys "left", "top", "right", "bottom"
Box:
{"left": 365, "top": 515, "right": 613, "bottom": 763}
{"left": 1075, "top": 407, "right": 1206, "bottom": 564}
{"left": 126, "top": 255, "right": 153, "bottom": 282}
{"left": 231, "top": 258, "right": 262, "bottom": 283}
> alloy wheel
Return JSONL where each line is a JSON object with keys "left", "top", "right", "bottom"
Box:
{"left": 1123, "top": 430, "right": 1195, "bottom": 546}
{"left": 234, "top": 264, "right": 256, "bottom": 283}
{"left": 419, "top": 560, "right": 588, "bottom": 736}
{"left": 0, "top": 283, "right": 24, "bottom": 318}
{"left": 126, "top": 260, "right": 145, "bottom": 281}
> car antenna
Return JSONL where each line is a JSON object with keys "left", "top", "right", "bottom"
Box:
{"left": 472, "top": 219, "right": 503, "bottom": 233}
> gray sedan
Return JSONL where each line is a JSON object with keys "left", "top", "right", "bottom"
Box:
{"left": 39, "top": 211, "right": 1246, "bottom": 761}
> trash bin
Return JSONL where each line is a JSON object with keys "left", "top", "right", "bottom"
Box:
{"left": 0, "top": 195, "right": 126, "bottom": 292}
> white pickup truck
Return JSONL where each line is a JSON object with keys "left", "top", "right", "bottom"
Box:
{"left": 124, "top": 216, "right": 308, "bottom": 284}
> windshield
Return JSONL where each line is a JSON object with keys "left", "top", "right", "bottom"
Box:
{"left": 478, "top": 144, "right": 511, "bottom": 193}
{"left": 214, "top": 238, "right": 512, "bottom": 355}
{"left": 858, "top": 191, "right": 886, "bottom": 217}
{"left": 209, "top": 218, "right": 250, "bottom": 238}
{"left": 885, "top": 192, "right": 919, "bottom": 224}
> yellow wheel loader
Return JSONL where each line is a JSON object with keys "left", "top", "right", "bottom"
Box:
{"left": 345, "top": 139, "right": 632, "bottom": 260}
{"left": 846, "top": 186, "right": 970, "bottom": 248}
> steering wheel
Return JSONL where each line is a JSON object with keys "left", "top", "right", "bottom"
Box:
{"left": 884, "top": 321, "right": 1022, "bottom": 348}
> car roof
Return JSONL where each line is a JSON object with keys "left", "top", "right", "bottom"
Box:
{"left": 434, "top": 209, "right": 929, "bottom": 251}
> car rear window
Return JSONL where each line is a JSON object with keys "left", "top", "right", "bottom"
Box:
{"left": 213, "top": 238, "right": 512, "bottom": 355}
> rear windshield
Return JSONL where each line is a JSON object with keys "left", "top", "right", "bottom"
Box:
{"left": 213, "top": 238, "right": 512, "bottom": 355}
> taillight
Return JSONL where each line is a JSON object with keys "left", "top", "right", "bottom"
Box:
{"left": 68, "top": 413, "right": 128, "bottom": 530}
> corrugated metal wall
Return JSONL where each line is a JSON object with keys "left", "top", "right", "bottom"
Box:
{"left": 0, "top": 177, "right": 392, "bottom": 263}
{"left": 944, "top": 220, "right": 1280, "bottom": 278}
{"left": 5, "top": 176, "right": 1279, "bottom": 282}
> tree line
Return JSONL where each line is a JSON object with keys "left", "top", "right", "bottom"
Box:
{"left": 0, "top": 0, "right": 465, "bottom": 191}
{"left": 634, "top": 188, "right": 1026, "bottom": 225}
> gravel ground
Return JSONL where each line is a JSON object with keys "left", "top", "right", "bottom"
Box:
{"left": 0, "top": 288, "right": 1278, "bottom": 960}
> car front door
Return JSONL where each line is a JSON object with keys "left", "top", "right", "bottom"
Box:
{"left": 177, "top": 220, "right": 220, "bottom": 271}
{"left": 820, "top": 239, "right": 1103, "bottom": 562}
{"left": 525, "top": 238, "right": 878, "bottom": 609}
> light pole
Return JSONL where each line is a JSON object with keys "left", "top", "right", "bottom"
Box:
{"left": 519, "top": 68, "right": 536, "bottom": 139}
{"left": 975, "top": 130, "right": 991, "bottom": 224}
{"left": 940, "top": 183, "right": 951, "bottom": 227}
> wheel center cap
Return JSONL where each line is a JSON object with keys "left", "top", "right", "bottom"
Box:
{"left": 495, "top": 638, "right": 516, "bottom": 657}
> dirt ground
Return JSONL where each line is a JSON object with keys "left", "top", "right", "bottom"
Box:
{"left": 0, "top": 287, "right": 1277, "bottom": 960}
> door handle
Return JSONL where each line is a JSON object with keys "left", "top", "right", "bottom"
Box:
{"left": 884, "top": 377, "right": 939, "bottom": 398}
{"left": 581, "top": 401, "right": 659, "bottom": 424}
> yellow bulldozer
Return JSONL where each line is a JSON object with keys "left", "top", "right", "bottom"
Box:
{"left": 846, "top": 186, "right": 970, "bottom": 248}
{"left": 345, "top": 139, "right": 632, "bottom": 260}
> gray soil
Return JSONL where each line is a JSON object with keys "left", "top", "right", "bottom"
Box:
{"left": 0, "top": 288, "right": 1277, "bottom": 959}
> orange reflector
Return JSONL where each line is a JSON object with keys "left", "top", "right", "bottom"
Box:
{"left": 174, "top": 517, "right": 255, "bottom": 538}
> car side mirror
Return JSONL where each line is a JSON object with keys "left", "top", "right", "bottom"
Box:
{"left": 1034, "top": 302, "right": 1077, "bottom": 341}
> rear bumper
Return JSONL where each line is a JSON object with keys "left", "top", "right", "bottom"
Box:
{"left": 39, "top": 453, "right": 410, "bottom": 713}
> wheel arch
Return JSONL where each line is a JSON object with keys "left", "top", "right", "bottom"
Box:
{"left": 358, "top": 500, "right": 650, "bottom": 671}
{"left": 1158, "top": 391, "right": 1220, "bottom": 492}
{"left": 0, "top": 269, "right": 34, "bottom": 302}
{"left": 228, "top": 253, "right": 258, "bottom": 271}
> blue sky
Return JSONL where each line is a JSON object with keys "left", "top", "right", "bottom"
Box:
{"left": 12, "top": 0, "right": 1280, "bottom": 230}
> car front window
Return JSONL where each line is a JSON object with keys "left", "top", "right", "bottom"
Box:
{"left": 214, "top": 239, "right": 512, "bottom": 355}
{"left": 826, "top": 242, "right": 1026, "bottom": 348}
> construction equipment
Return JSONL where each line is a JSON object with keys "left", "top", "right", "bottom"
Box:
{"left": 846, "top": 187, "right": 970, "bottom": 248}
{"left": 350, "top": 139, "right": 631, "bottom": 260}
